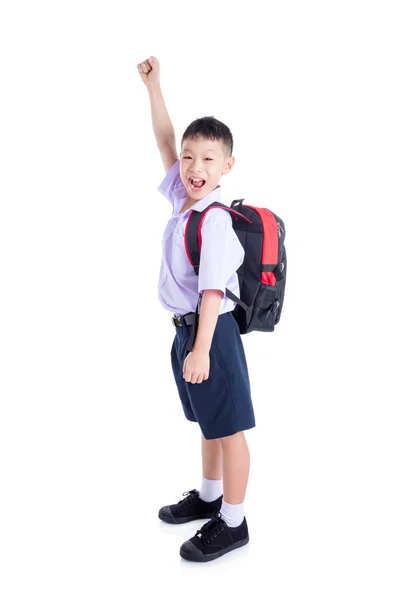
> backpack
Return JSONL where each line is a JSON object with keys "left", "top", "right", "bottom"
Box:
{"left": 184, "top": 199, "right": 287, "bottom": 335}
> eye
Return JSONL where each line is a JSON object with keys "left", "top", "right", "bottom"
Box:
{"left": 182, "top": 156, "right": 213, "bottom": 160}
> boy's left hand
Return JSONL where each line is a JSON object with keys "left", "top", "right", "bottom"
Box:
{"left": 183, "top": 350, "right": 210, "bottom": 384}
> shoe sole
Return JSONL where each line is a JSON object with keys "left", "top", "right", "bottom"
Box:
{"left": 158, "top": 510, "right": 220, "bottom": 524}
{"left": 180, "top": 536, "right": 249, "bottom": 562}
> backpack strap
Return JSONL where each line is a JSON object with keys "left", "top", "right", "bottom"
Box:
{"left": 184, "top": 201, "right": 251, "bottom": 311}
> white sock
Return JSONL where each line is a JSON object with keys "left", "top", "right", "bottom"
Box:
{"left": 220, "top": 499, "right": 244, "bottom": 528}
{"left": 199, "top": 477, "right": 223, "bottom": 503}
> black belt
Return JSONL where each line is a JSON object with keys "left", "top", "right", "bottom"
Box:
{"left": 171, "top": 312, "right": 196, "bottom": 328}
{"left": 172, "top": 311, "right": 199, "bottom": 354}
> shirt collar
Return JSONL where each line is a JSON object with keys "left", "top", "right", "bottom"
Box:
{"left": 192, "top": 184, "right": 222, "bottom": 211}
{"left": 174, "top": 184, "right": 222, "bottom": 216}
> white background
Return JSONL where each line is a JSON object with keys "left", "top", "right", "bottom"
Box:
{"left": 1, "top": 1, "right": 399, "bottom": 598}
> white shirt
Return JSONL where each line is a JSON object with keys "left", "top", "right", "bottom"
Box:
{"left": 157, "top": 159, "right": 245, "bottom": 316}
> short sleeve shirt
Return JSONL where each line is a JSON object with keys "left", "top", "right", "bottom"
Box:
{"left": 157, "top": 159, "right": 244, "bottom": 316}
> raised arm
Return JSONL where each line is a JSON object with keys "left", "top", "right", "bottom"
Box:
{"left": 137, "top": 56, "right": 178, "bottom": 173}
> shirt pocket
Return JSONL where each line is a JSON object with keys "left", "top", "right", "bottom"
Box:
{"left": 172, "top": 228, "right": 186, "bottom": 247}
{"left": 171, "top": 220, "right": 192, "bottom": 275}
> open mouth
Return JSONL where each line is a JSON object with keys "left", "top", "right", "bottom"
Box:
{"left": 188, "top": 178, "right": 206, "bottom": 192}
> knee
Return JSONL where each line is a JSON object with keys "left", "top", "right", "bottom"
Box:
{"left": 202, "top": 433, "right": 222, "bottom": 445}
{"left": 216, "top": 431, "right": 244, "bottom": 447}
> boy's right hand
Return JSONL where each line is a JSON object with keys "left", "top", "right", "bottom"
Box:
{"left": 137, "top": 56, "right": 160, "bottom": 87}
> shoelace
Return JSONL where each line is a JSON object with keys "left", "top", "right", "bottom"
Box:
{"left": 195, "top": 513, "right": 226, "bottom": 544}
{"left": 177, "top": 489, "right": 198, "bottom": 512}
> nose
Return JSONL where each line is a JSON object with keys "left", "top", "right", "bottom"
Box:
{"left": 189, "top": 158, "right": 203, "bottom": 173}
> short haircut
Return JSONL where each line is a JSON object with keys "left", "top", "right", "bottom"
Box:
{"left": 181, "top": 116, "right": 233, "bottom": 159}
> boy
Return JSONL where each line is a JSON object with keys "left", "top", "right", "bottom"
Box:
{"left": 138, "top": 55, "right": 256, "bottom": 563}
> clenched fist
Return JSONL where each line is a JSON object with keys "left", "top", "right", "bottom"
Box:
{"left": 183, "top": 349, "right": 210, "bottom": 384}
{"left": 137, "top": 56, "right": 160, "bottom": 87}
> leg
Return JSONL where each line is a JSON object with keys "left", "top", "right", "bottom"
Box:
{"left": 179, "top": 430, "right": 250, "bottom": 562}
{"left": 201, "top": 432, "right": 223, "bottom": 480}
{"left": 198, "top": 432, "right": 223, "bottom": 503}
{"left": 218, "top": 430, "right": 250, "bottom": 504}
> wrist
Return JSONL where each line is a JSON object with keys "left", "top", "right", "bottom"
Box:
{"left": 192, "top": 342, "right": 210, "bottom": 354}
{"left": 146, "top": 81, "right": 161, "bottom": 93}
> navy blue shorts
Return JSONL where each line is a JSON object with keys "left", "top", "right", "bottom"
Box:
{"left": 170, "top": 310, "right": 256, "bottom": 440}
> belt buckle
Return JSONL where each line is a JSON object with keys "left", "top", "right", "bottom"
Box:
{"left": 172, "top": 315, "right": 183, "bottom": 327}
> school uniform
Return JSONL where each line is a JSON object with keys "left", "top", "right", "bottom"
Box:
{"left": 158, "top": 159, "right": 256, "bottom": 440}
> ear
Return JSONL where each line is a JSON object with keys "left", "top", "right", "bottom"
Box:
{"left": 222, "top": 155, "right": 235, "bottom": 175}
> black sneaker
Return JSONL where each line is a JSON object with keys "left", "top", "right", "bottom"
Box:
{"left": 179, "top": 513, "right": 249, "bottom": 562}
{"left": 158, "top": 489, "right": 223, "bottom": 524}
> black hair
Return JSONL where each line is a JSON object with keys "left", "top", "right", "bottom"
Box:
{"left": 181, "top": 116, "right": 233, "bottom": 159}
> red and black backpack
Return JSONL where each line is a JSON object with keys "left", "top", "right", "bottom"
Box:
{"left": 184, "top": 199, "right": 287, "bottom": 335}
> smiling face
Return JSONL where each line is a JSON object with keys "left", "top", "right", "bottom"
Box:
{"left": 180, "top": 136, "right": 235, "bottom": 202}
